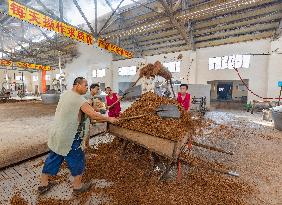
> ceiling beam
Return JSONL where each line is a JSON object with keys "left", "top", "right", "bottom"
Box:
{"left": 273, "top": 18, "right": 282, "bottom": 40}
{"left": 73, "top": 0, "right": 95, "bottom": 36}
{"left": 120, "top": 2, "right": 281, "bottom": 41}
{"left": 157, "top": 0, "right": 190, "bottom": 46}
{"left": 103, "top": 0, "right": 276, "bottom": 38}
{"left": 119, "top": 3, "right": 281, "bottom": 45}
{"left": 34, "top": 0, "right": 58, "bottom": 18}
{"left": 130, "top": 0, "right": 160, "bottom": 13}
{"left": 140, "top": 30, "right": 274, "bottom": 56}
{"left": 59, "top": 0, "right": 64, "bottom": 21}
{"left": 195, "top": 11, "right": 282, "bottom": 36}
{"left": 94, "top": 0, "right": 98, "bottom": 35}
{"left": 195, "top": 30, "right": 274, "bottom": 48}
{"left": 98, "top": 0, "right": 125, "bottom": 36}
{"left": 194, "top": 3, "right": 282, "bottom": 30}
{"left": 105, "top": 0, "right": 114, "bottom": 11}
{"left": 123, "top": 22, "right": 276, "bottom": 52}
{"left": 121, "top": 12, "right": 280, "bottom": 47}
{"left": 196, "top": 22, "right": 278, "bottom": 42}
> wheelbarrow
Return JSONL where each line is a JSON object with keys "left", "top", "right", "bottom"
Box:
{"left": 107, "top": 124, "right": 237, "bottom": 181}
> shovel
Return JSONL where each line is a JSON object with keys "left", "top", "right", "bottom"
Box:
{"left": 107, "top": 90, "right": 134, "bottom": 110}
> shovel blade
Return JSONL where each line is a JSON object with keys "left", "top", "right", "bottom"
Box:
{"left": 156, "top": 104, "right": 180, "bottom": 119}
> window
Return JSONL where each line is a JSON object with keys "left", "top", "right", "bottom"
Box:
{"left": 118, "top": 66, "right": 136, "bottom": 76}
{"left": 163, "top": 61, "right": 180, "bottom": 73}
{"left": 33, "top": 76, "right": 38, "bottom": 81}
{"left": 209, "top": 55, "right": 251, "bottom": 70}
{"left": 97, "top": 69, "right": 105, "bottom": 78}
{"left": 238, "top": 84, "right": 246, "bottom": 92}
{"left": 92, "top": 69, "right": 106, "bottom": 78}
{"left": 16, "top": 76, "right": 25, "bottom": 81}
{"left": 45, "top": 75, "right": 51, "bottom": 80}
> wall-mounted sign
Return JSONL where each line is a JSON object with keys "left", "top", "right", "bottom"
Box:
{"left": 98, "top": 38, "right": 133, "bottom": 59}
{"left": 8, "top": 0, "right": 94, "bottom": 45}
{"left": 0, "top": 59, "right": 52, "bottom": 71}
{"left": 209, "top": 55, "right": 251, "bottom": 70}
{"left": 278, "top": 81, "right": 282, "bottom": 87}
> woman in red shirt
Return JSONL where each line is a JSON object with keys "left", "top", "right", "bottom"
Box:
{"left": 105, "top": 87, "right": 121, "bottom": 117}
{"left": 177, "top": 84, "right": 191, "bottom": 111}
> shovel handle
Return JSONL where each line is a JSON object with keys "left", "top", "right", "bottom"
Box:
{"left": 96, "top": 114, "right": 147, "bottom": 122}
{"left": 108, "top": 98, "right": 122, "bottom": 109}
{"left": 119, "top": 114, "right": 148, "bottom": 120}
{"left": 192, "top": 141, "right": 234, "bottom": 155}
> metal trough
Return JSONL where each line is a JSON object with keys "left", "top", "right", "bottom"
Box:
{"left": 108, "top": 124, "right": 236, "bottom": 180}
{"left": 108, "top": 124, "right": 189, "bottom": 161}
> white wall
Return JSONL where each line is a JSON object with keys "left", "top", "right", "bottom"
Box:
{"left": 196, "top": 39, "right": 271, "bottom": 102}
{"left": 108, "top": 38, "right": 282, "bottom": 103}
{"left": 111, "top": 58, "right": 145, "bottom": 92}
{"left": 88, "top": 65, "right": 112, "bottom": 88}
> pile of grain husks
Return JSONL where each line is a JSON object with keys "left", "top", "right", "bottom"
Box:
{"left": 10, "top": 193, "right": 28, "bottom": 205}
{"left": 116, "top": 92, "right": 203, "bottom": 141}
{"left": 11, "top": 139, "right": 252, "bottom": 205}
{"left": 139, "top": 61, "right": 172, "bottom": 80}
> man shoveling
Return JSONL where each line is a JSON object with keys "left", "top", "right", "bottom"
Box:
{"left": 38, "top": 77, "right": 118, "bottom": 195}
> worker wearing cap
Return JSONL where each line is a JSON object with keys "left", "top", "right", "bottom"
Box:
{"left": 177, "top": 84, "right": 191, "bottom": 111}
{"left": 38, "top": 77, "right": 117, "bottom": 195}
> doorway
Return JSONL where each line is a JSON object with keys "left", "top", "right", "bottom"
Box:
{"left": 217, "top": 83, "right": 232, "bottom": 100}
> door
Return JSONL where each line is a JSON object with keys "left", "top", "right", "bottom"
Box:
{"left": 217, "top": 83, "right": 232, "bottom": 100}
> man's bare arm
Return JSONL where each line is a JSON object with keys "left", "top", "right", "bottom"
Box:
{"left": 81, "top": 102, "right": 117, "bottom": 123}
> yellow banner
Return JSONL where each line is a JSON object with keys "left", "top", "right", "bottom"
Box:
{"left": 15, "top": 62, "right": 52, "bottom": 71}
{"left": 8, "top": 0, "right": 94, "bottom": 45}
{"left": 8, "top": 0, "right": 133, "bottom": 58}
{"left": 0, "top": 59, "right": 52, "bottom": 71}
{"left": 0, "top": 59, "right": 13, "bottom": 67}
{"left": 98, "top": 38, "right": 133, "bottom": 58}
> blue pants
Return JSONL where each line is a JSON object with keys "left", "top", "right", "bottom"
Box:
{"left": 42, "top": 134, "right": 85, "bottom": 177}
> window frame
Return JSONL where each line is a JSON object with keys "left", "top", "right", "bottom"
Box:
{"left": 118, "top": 66, "right": 137, "bottom": 76}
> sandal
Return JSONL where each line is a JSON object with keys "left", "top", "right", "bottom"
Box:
{"left": 73, "top": 182, "right": 93, "bottom": 195}
{"left": 37, "top": 182, "right": 56, "bottom": 195}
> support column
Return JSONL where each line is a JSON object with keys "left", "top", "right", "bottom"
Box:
{"left": 41, "top": 70, "right": 47, "bottom": 93}
{"left": 266, "top": 36, "right": 282, "bottom": 100}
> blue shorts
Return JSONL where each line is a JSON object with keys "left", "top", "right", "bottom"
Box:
{"left": 42, "top": 134, "right": 85, "bottom": 177}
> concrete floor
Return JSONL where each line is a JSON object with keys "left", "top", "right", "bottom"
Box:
{"left": 0, "top": 135, "right": 114, "bottom": 205}
{"left": 0, "top": 101, "right": 56, "bottom": 169}
{"left": 0, "top": 101, "right": 281, "bottom": 204}
{"left": 0, "top": 100, "right": 115, "bottom": 169}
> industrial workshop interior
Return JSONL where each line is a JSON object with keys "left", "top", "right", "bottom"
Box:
{"left": 0, "top": 0, "right": 282, "bottom": 204}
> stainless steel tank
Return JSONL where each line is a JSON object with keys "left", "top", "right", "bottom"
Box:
{"left": 272, "top": 106, "right": 282, "bottom": 131}
{"left": 41, "top": 93, "right": 60, "bottom": 104}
